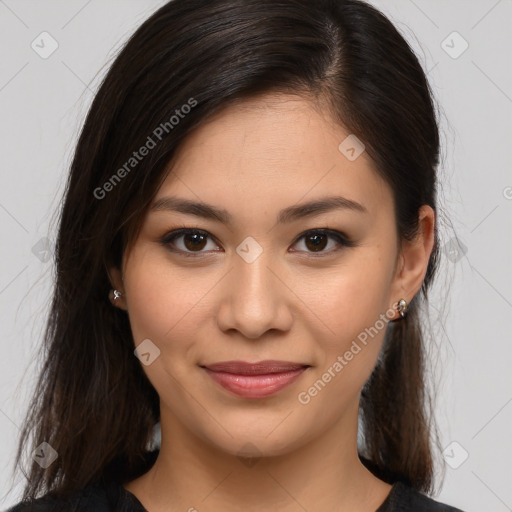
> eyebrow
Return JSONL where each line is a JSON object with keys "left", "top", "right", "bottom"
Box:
{"left": 150, "top": 195, "right": 368, "bottom": 224}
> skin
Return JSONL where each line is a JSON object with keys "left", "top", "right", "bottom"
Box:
{"left": 110, "top": 93, "right": 435, "bottom": 512}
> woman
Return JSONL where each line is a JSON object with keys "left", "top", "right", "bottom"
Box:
{"left": 7, "top": 0, "right": 466, "bottom": 510}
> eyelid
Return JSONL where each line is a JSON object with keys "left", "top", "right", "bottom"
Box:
{"left": 159, "top": 226, "right": 356, "bottom": 257}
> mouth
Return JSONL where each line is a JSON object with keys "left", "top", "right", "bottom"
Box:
{"left": 200, "top": 360, "right": 311, "bottom": 399}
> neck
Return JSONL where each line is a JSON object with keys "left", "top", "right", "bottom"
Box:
{"left": 124, "top": 401, "right": 392, "bottom": 512}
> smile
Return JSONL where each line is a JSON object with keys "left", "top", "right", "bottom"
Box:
{"left": 201, "top": 360, "right": 310, "bottom": 399}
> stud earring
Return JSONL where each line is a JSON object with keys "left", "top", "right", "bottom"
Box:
{"left": 394, "top": 298, "right": 408, "bottom": 320}
{"left": 109, "top": 289, "right": 123, "bottom": 304}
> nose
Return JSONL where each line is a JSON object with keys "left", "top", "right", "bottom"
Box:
{"left": 216, "top": 248, "right": 293, "bottom": 340}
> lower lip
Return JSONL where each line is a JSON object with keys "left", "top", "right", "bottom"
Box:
{"left": 203, "top": 367, "right": 308, "bottom": 399}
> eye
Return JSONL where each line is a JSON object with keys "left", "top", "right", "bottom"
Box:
{"left": 291, "top": 228, "right": 355, "bottom": 255}
{"left": 160, "top": 227, "right": 355, "bottom": 257}
{"left": 160, "top": 228, "right": 220, "bottom": 257}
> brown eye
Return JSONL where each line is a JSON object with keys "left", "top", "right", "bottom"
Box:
{"left": 161, "top": 228, "right": 220, "bottom": 256}
{"left": 303, "top": 232, "right": 328, "bottom": 252}
{"left": 161, "top": 227, "right": 355, "bottom": 258}
{"left": 291, "top": 229, "right": 354, "bottom": 255}
{"left": 182, "top": 232, "right": 208, "bottom": 251}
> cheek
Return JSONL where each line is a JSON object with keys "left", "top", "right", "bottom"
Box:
{"left": 302, "top": 252, "right": 394, "bottom": 392}
{"left": 123, "top": 247, "right": 222, "bottom": 369}
{"left": 122, "top": 253, "right": 208, "bottom": 409}
{"left": 310, "top": 254, "right": 393, "bottom": 342}
{"left": 123, "top": 248, "right": 187, "bottom": 346}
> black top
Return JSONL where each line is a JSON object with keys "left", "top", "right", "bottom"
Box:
{"left": 6, "top": 480, "right": 467, "bottom": 512}
{"left": 7, "top": 450, "right": 466, "bottom": 512}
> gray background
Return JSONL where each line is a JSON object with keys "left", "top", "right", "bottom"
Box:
{"left": 0, "top": 1, "right": 511, "bottom": 510}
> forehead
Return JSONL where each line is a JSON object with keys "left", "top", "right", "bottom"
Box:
{"left": 155, "top": 93, "right": 393, "bottom": 220}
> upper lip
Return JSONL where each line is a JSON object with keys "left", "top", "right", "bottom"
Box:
{"left": 202, "top": 360, "right": 310, "bottom": 375}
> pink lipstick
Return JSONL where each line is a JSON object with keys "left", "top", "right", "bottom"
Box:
{"left": 201, "top": 360, "right": 309, "bottom": 399}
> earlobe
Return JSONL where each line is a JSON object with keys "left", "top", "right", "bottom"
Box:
{"left": 107, "top": 266, "right": 128, "bottom": 311}
{"left": 391, "top": 205, "right": 435, "bottom": 308}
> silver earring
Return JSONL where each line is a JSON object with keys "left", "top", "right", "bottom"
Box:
{"left": 112, "top": 289, "right": 122, "bottom": 301}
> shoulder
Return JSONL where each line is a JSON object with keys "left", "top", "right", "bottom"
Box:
{"left": 6, "top": 451, "right": 157, "bottom": 512}
{"left": 377, "top": 481, "right": 466, "bottom": 512}
{"left": 5, "top": 481, "right": 134, "bottom": 512}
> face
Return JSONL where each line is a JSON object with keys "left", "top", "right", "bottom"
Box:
{"left": 112, "top": 93, "right": 421, "bottom": 459}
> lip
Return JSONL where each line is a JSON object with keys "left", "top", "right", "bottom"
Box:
{"left": 201, "top": 360, "right": 310, "bottom": 399}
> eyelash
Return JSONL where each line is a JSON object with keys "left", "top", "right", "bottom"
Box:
{"left": 159, "top": 226, "right": 357, "bottom": 258}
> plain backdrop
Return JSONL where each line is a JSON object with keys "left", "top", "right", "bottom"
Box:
{"left": 0, "top": 1, "right": 511, "bottom": 511}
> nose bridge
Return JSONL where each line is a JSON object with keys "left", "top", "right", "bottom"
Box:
{"left": 233, "top": 236, "right": 278, "bottom": 308}
{"left": 217, "top": 235, "right": 291, "bottom": 338}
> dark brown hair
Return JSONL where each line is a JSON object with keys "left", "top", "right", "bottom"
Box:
{"left": 12, "top": 0, "right": 445, "bottom": 501}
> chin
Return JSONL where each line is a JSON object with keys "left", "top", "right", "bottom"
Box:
{"left": 195, "top": 419, "right": 312, "bottom": 461}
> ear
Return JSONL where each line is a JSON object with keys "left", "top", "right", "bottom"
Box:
{"left": 107, "top": 265, "right": 128, "bottom": 311}
{"left": 390, "top": 205, "right": 435, "bottom": 311}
